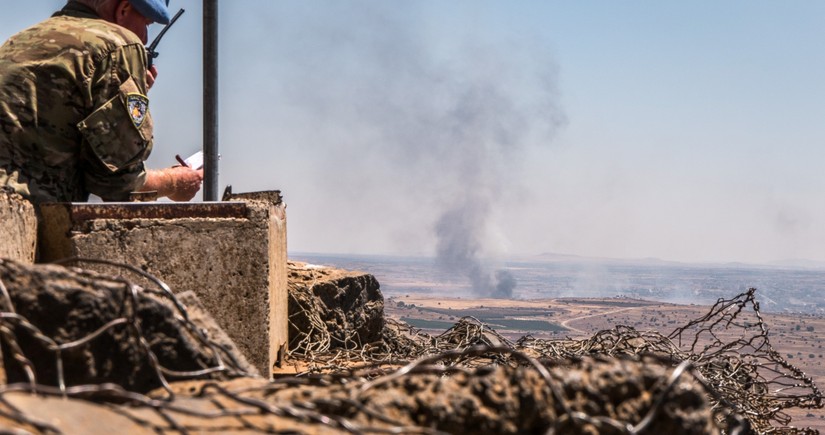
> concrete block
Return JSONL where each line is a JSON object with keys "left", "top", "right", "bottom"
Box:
{"left": 0, "top": 189, "right": 37, "bottom": 264}
{"left": 176, "top": 290, "right": 259, "bottom": 377}
{"left": 38, "top": 193, "right": 288, "bottom": 377}
{"left": 224, "top": 191, "right": 288, "bottom": 370}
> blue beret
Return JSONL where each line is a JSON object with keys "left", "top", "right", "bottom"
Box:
{"left": 129, "top": 0, "right": 172, "bottom": 25}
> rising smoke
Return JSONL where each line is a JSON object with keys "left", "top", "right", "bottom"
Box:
{"left": 424, "top": 45, "right": 564, "bottom": 298}
{"left": 231, "top": 1, "right": 565, "bottom": 298}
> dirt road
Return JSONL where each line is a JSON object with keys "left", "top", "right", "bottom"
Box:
{"left": 560, "top": 307, "right": 638, "bottom": 335}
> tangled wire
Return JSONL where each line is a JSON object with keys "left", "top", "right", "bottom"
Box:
{"left": 289, "top": 289, "right": 822, "bottom": 434}
{"left": 0, "top": 259, "right": 821, "bottom": 434}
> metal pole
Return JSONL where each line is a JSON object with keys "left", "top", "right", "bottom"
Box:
{"left": 203, "top": 0, "right": 219, "bottom": 201}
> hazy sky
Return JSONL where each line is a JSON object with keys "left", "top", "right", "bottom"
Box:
{"left": 3, "top": 1, "right": 825, "bottom": 264}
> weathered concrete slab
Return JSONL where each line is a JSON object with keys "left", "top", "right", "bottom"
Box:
{"left": 0, "top": 380, "right": 346, "bottom": 435}
{"left": 3, "top": 393, "right": 156, "bottom": 435}
{"left": 38, "top": 192, "right": 288, "bottom": 377}
{"left": 226, "top": 191, "right": 289, "bottom": 371}
{"left": 177, "top": 290, "right": 259, "bottom": 377}
{"left": 0, "top": 189, "right": 37, "bottom": 264}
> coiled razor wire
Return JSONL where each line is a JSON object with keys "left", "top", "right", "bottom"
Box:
{"left": 0, "top": 259, "right": 820, "bottom": 434}
{"left": 0, "top": 258, "right": 252, "bottom": 393}
{"left": 288, "top": 286, "right": 822, "bottom": 434}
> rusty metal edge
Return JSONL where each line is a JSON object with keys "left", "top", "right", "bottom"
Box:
{"left": 39, "top": 202, "right": 250, "bottom": 221}
{"left": 224, "top": 190, "right": 283, "bottom": 206}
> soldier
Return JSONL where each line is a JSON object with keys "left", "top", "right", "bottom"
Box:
{"left": 0, "top": 0, "right": 203, "bottom": 204}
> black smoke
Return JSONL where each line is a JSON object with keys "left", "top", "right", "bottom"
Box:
{"left": 435, "top": 197, "right": 517, "bottom": 299}
{"left": 494, "top": 270, "right": 517, "bottom": 299}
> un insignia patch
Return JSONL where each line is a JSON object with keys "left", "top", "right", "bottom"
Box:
{"left": 126, "top": 93, "right": 149, "bottom": 128}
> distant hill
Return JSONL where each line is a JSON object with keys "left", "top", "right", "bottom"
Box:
{"left": 532, "top": 252, "right": 825, "bottom": 271}
{"left": 532, "top": 252, "right": 686, "bottom": 268}
{"left": 768, "top": 259, "right": 825, "bottom": 270}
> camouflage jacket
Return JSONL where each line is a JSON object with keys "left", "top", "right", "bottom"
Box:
{"left": 0, "top": 2, "right": 153, "bottom": 204}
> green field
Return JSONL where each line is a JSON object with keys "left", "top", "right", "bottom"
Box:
{"left": 421, "top": 307, "right": 557, "bottom": 318}
{"left": 400, "top": 315, "right": 567, "bottom": 333}
{"left": 400, "top": 317, "right": 456, "bottom": 331}
{"left": 486, "top": 318, "right": 567, "bottom": 332}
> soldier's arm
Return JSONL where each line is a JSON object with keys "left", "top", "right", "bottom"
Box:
{"left": 140, "top": 166, "right": 203, "bottom": 201}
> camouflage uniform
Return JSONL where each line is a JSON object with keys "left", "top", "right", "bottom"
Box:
{"left": 0, "top": 2, "right": 154, "bottom": 204}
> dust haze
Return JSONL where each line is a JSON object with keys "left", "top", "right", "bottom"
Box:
{"left": 219, "top": 1, "right": 565, "bottom": 296}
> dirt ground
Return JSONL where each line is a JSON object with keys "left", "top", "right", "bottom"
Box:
{"left": 385, "top": 294, "right": 825, "bottom": 431}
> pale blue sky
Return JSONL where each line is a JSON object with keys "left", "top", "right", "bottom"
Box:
{"left": 2, "top": 1, "right": 824, "bottom": 264}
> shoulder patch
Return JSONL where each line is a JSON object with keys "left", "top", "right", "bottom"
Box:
{"left": 126, "top": 93, "right": 149, "bottom": 128}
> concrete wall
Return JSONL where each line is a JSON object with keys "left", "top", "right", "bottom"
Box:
{"left": 38, "top": 193, "right": 287, "bottom": 377}
{"left": 0, "top": 190, "right": 37, "bottom": 264}
{"left": 226, "top": 191, "right": 289, "bottom": 370}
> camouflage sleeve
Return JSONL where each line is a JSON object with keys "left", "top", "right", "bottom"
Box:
{"left": 77, "top": 43, "right": 154, "bottom": 201}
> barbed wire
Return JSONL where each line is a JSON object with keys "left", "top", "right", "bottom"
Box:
{"left": 288, "top": 284, "right": 822, "bottom": 434}
{"left": 0, "top": 259, "right": 820, "bottom": 434}
{"left": 0, "top": 259, "right": 251, "bottom": 394}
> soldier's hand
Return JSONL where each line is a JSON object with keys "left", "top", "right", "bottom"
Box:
{"left": 167, "top": 166, "right": 204, "bottom": 202}
{"left": 147, "top": 65, "right": 158, "bottom": 90}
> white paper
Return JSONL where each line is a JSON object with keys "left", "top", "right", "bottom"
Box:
{"left": 184, "top": 151, "right": 203, "bottom": 170}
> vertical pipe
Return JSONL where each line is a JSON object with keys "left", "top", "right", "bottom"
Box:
{"left": 203, "top": 0, "right": 219, "bottom": 201}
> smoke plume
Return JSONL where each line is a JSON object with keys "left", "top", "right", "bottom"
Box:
{"left": 427, "top": 53, "right": 564, "bottom": 298}
{"left": 228, "top": 2, "right": 565, "bottom": 297}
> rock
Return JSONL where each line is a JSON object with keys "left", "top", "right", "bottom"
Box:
{"left": 0, "top": 189, "right": 37, "bottom": 264}
{"left": 261, "top": 355, "right": 722, "bottom": 434}
{"left": 0, "top": 259, "right": 246, "bottom": 393}
{"left": 287, "top": 262, "right": 384, "bottom": 353}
